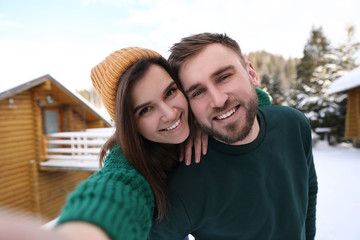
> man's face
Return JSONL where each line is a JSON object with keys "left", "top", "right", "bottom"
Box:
{"left": 179, "top": 43, "right": 260, "bottom": 145}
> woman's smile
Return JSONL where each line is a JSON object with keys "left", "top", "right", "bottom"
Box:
{"left": 162, "top": 118, "right": 181, "bottom": 131}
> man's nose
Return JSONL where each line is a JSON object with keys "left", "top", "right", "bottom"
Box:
{"left": 209, "top": 87, "right": 227, "bottom": 108}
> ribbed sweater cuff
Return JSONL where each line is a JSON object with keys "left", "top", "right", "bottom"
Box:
{"left": 58, "top": 190, "right": 152, "bottom": 240}
{"left": 57, "top": 147, "right": 155, "bottom": 240}
{"left": 306, "top": 179, "right": 318, "bottom": 240}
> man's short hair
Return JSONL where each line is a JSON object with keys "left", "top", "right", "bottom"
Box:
{"left": 168, "top": 33, "right": 247, "bottom": 80}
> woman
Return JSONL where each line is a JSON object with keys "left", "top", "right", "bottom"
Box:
{"left": 0, "top": 47, "right": 197, "bottom": 240}
{"left": 55, "top": 47, "right": 198, "bottom": 240}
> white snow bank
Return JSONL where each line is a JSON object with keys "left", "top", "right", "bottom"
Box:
{"left": 314, "top": 141, "right": 360, "bottom": 240}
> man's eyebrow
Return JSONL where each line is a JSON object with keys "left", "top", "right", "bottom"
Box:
{"left": 210, "top": 65, "right": 235, "bottom": 79}
{"left": 185, "top": 83, "right": 201, "bottom": 96}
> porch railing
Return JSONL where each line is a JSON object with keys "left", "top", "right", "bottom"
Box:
{"left": 40, "top": 128, "right": 115, "bottom": 172}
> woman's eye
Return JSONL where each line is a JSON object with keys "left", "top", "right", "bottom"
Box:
{"left": 166, "top": 87, "right": 178, "bottom": 97}
{"left": 139, "top": 106, "right": 151, "bottom": 116}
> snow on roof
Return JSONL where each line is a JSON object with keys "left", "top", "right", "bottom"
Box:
{"left": 328, "top": 66, "right": 360, "bottom": 94}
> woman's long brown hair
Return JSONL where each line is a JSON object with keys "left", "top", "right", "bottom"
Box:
{"left": 99, "top": 57, "right": 180, "bottom": 220}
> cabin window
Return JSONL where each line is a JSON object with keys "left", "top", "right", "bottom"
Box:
{"left": 43, "top": 107, "right": 62, "bottom": 134}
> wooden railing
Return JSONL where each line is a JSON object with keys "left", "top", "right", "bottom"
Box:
{"left": 40, "top": 128, "right": 115, "bottom": 171}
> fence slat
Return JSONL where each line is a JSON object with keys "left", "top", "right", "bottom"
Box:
{"left": 41, "top": 128, "right": 113, "bottom": 171}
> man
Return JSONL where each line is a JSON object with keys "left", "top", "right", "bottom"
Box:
{"left": 149, "top": 33, "right": 318, "bottom": 240}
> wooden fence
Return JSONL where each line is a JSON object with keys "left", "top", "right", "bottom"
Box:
{"left": 41, "top": 128, "right": 114, "bottom": 171}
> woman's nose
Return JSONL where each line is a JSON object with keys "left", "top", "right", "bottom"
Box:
{"left": 160, "top": 103, "right": 177, "bottom": 122}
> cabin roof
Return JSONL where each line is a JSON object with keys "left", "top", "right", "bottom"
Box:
{"left": 328, "top": 66, "right": 360, "bottom": 94}
{"left": 0, "top": 74, "right": 112, "bottom": 126}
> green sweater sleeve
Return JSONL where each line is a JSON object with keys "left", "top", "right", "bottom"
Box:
{"left": 306, "top": 152, "right": 318, "bottom": 240}
{"left": 303, "top": 119, "right": 318, "bottom": 240}
{"left": 57, "top": 145, "right": 154, "bottom": 240}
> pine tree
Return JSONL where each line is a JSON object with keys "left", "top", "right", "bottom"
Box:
{"left": 247, "top": 51, "right": 297, "bottom": 105}
{"left": 261, "top": 73, "right": 284, "bottom": 105}
{"left": 289, "top": 25, "right": 360, "bottom": 144}
{"left": 315, "top": 26, "right": 360, "bottom": 144}
{"left": 288, "top": 26, "right": 331, "bottom": 111}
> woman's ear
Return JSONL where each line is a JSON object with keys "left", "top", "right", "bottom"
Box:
{"left": 246, "top": 61, "right": 260, "bottom": 87}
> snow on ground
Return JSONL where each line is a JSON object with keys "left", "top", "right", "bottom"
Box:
{"left": 314, "top": 141, "right": 360, "bottom": 240}
{"left": 189, "top": 141, "right": 360, "bottom": 240}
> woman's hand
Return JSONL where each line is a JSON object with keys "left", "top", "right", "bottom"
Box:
{"left": 0, "top": 209, "right": 110, "bottom": 240}
{"left": 179, "top": 127, "right": 208, "bottom": 166}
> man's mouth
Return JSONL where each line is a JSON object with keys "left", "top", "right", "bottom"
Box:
{"left": 214, "top": 105, "right": 240, "bottom": 120}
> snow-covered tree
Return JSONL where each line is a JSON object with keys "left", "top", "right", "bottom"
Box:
{"left": 314, "top": 26, "right": 360, "bottom": 143}
{"left": 261, "top": 73, "right": 284, "bottom": 105}
{"left": 247, "top": 51, "right": 297, "bottom": 105}
{"left": 288, "top": 26, "right": 331, "bottom": 111}
{"left": 289, "top": 26, "right": 360, "bottom": 144}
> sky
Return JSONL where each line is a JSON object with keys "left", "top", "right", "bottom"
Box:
{"left": 1, "top": 0, "right": 360, "bottom": 91}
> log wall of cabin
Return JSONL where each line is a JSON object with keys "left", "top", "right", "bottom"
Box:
{"left": 345, "top": 87, "right": 360, "bottom": 141}
{"left": 0, "top": 91, "right": 36, "bottom": 214}
{"left": 0, "top": 81, "right": 104, "bottom": 219}
{"left": 34, "top": 84, "right": 96, "bottom": 220}
{"left": 87, "top": 119, "right": 109, "bottom": 128}
{"left": 37, "top": 170, "right": 93, "bottom": 220}
{"left": 62, "top": 106, "right": 87, "bottom": 131}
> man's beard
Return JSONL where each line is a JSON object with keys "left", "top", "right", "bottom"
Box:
{"left": 198, "top": 93, "right": 258, "bottom": 144}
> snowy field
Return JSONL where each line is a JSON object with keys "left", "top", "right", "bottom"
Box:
{"left": 314, "top": 141, "right": 360, "bottom": 240}
{"left": 189, "top": 141, "right": 360, "bottom": 240}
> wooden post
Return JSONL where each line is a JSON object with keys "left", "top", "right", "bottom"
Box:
{"left": 30, "top": 90, "right": 43, "bottom": 216}
{"left": 29, "top": 160, "right": 41, "bottom": 218}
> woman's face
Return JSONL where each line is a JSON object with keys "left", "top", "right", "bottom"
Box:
{"left": 131, "top": 64, "right": 190, "bottom": 144}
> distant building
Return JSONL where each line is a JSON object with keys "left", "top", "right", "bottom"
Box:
{"left": 328, "top": 67, "right": 360, "bottom": 147}
{"left": 0, "top": 75, "right": 112, "bottom": 220}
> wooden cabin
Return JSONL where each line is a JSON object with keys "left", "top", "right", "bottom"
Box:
{"left": 0, "top": 74, "right": 112, "bottom": 220}
{"left": 328, "top": 67, "right": 360, "bottom": 147}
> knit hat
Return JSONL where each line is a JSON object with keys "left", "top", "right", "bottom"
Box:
{"left": 91, "top": 47, "right": 161, "bottom": 121}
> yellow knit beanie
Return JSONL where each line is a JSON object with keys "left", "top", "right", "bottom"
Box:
{"left": 91, "top": 47, "right": 161, "bottom": 121}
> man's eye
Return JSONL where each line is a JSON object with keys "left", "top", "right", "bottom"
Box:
{"left": 219, "top": 74, "right": 230, "bottom": 82}
{"left": 139, "top": 106, "right": 151, "bottom": 116}
{"left": 192, "top": 89, "right": 204, "bottom": 98}
{"left": 166, "top": 87, "right": 178, "bottom": 97}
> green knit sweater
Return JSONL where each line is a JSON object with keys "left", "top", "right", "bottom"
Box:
{"left": 56, "top": 88, "right": 271, "bottom": 240}
{"left": 149, "top": 106, "right": 318, "bottom": 240}
{"left": 57, "top": 145, "right": 154, "bottom": 240}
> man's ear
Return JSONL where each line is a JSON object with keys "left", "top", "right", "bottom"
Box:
{"left": 246, "top": 61, "right": 259, "bottom": 87}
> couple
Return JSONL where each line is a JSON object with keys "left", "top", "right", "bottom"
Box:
{"left": 57, "top": 32, "right": 318, "bottom": 240}
{"left": 2, "top": 33, "right": 317, "bottom": 240}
